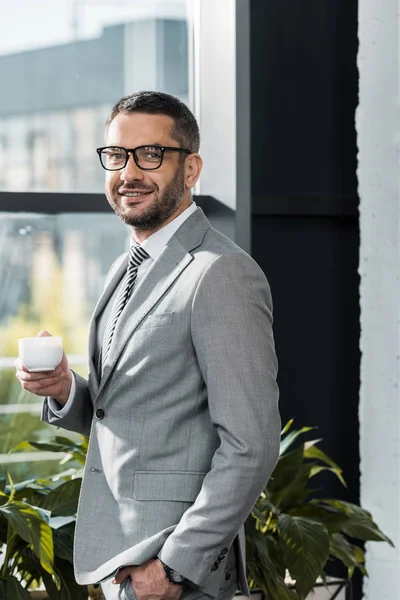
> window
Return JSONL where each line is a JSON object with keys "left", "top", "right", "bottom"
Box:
{"left": 0, "top": 0, "right": 190, "bottom": 193}
{"left": 0, "top": 0, "right": 191, "bottom": 480}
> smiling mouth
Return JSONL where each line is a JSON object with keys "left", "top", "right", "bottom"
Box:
{"left": 120, "top": 191, "right": 153, "bottom": 197}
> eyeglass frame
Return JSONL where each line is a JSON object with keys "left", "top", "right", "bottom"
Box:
{"left": 96, "top": 145, "right": 192, "bottom": 171}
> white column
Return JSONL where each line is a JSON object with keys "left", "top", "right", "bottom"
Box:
{"left": 357, "top": 0, "right": 400, "bottom": 598}
{"left": 190, "top": 0, "right": 251, "bottom": 251}
{"left": 193, "top": 0, "right": 237, "bottom": 210}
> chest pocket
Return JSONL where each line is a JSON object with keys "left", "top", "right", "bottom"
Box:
{"left": 136, "top": 312, "right": 174, "bottom": 330}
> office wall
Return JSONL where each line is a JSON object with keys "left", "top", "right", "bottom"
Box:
{"left": 249, "top": 0, "right": 361, "bottom": 595}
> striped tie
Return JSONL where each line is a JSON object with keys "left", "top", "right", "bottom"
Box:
{"left": 101, "top": 245, "right": 149, "bottom": 371}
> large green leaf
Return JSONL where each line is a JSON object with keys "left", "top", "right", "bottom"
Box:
{"left": 319, "top": 500, "right": 394, "bottom": 546}
{"left": 278, "top": 514, "right": 330, "bottom": 599}
{"left": 330, "top": 533, "right": 367, "bottom": 578}
{"left": 0, "top": 576, "right": 31, "bottom": 599}
{"left": 288, "top": 504, "right": 349, "bottom": 534}
{"left": 0, "top": 501, "right": 55, "bottom": 575}
{"left": 39, "top": 479, "right": 81, "bottom": 517}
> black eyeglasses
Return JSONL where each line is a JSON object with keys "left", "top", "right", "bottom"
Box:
{"left": 96, "top": 145, "right": 191, "bottom": 171}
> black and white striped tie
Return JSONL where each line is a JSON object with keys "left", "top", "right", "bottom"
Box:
{"left": 101, "top": 245, "right": 149, "bottom": 370}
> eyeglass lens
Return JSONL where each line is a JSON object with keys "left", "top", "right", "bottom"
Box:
{"left": 100, "top": 146, "right": 163, "bottom": 170}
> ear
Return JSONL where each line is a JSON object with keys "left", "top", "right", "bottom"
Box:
{"left": 184, "top": 153, "right": 203, "bottom": 190}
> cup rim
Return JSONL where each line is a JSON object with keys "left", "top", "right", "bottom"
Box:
{"left": 18, "top": 336, "right": 63, "bottom": 343}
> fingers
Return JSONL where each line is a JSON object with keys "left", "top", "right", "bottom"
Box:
{"left": 37, "top": 330, "right": 52, "bottom": 337}
{"left": 15, "top": 362, "right": 66, "bottom": 397}
{"left": 14, "top": 359, "right": 30, "bottom": 372}
{"left": 17, "top": 376, "right": 61, "bottom": 395}
{"left": 112, "top": 566, "right": 133, "bottom": 584}
{"left": 15, "top": 360, "right": 63, "bottom": 379}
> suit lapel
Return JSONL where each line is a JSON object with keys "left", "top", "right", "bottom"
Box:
{"left": 96, "top": 207, "right": 211, "bottom": 397}
{"left": 87, "top": 254, "right": 128, "bottom": 394}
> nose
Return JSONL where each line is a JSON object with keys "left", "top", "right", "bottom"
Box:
{"left": 120, "top": 152, "right": 144, "bottom": 183}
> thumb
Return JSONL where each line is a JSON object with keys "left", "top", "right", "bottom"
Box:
{"left": 37, "top": 330, "right": 52, "bottom": 337}
{"left": 112, "top": 566, "right": 132, "bottom": 584}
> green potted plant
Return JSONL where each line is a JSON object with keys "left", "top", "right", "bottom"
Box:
{"left": 245, "top": 420, "right": 392, "bottom": 599}
{"left": 7, "top": 423, "right": 392, "bottom": 600}
{"left": 1, "top": 436, "right": 88, "bottom": 599}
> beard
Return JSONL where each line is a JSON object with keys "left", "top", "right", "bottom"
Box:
{"left": 106, "top": 163, "right": 186, "bottom": 230}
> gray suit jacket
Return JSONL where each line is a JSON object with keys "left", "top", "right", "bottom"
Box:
{"left": 42, "top": 208, "right": 280, "bottom": 597}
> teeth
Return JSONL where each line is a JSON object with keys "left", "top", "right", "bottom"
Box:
{"left": 123, "top": 192, "right": 147, "bottom": 197}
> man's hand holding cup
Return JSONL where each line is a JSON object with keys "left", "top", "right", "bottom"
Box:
{"left": 15, "top": 330, "right": 72, "bottom": 406}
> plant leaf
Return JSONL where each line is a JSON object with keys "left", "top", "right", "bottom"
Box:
{"left": 288, "top": 504, "right": 349, "bottom": 535}
{"left": 271, "top": 461, "right": 315, "bottom": 510}
{"left": 279, "top": 427, "right": 316, "bottom": 457}
{"left": 278, "top": 514, "right": 330, "bottom": 599}
{"left": 319, "top": 500, "right": 394, "bottom": 546}
{"left": 11, "top": 437, "right": 87, "bottom": 465}
{"left": 52, "top": 522, "right": 75, "bottom": 563}
{"left": 0, "top": 500, "right": 55, "bottom": 575}
{"left": 0, "top": 576, "right": 31, "bottom": 599}
{"left": 281, "top": 420, "right": 294, "bottom": 436}
{"left": 268, "top": 445, "right": 305, "bottom": 495}
{"left": 303, "top": 439, "right": 323, "bottom": 450}
{"left": 330, "top": 533, "right": 367, "bottom": 577}
{"left": 7, "top": 474, "right": 16, "bottom": 503}
{"left": 39, "top": 479, "right": 81, "bottom": 517}
{"left": 245, "top": 519, "right": 299, "bottom": 600}
{"left": 46, "top": 557, "right": 88, "bottom": 600}
{"left": 304, "top": 446, "right": 347, "bottom": 487}
{"left": 308, "top": 465, "right": 346, "bottom": 486}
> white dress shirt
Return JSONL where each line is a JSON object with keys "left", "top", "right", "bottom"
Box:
{"left": 133, "top": 201, "right": 197, "bottom": 284}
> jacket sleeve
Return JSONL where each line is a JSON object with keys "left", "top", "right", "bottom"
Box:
{"left": 158, "top": 252, "right": 281, "bottom": 592}
{"left": 41, "top": 371, "right": 93, "bottom": 437}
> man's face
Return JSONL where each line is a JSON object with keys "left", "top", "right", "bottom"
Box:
{"left": 104, "top": 112, "right": 189, "bottom": 233}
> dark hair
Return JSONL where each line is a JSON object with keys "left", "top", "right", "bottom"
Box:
{"left": 106, "top": 91, "right": 200, "bottom": 153}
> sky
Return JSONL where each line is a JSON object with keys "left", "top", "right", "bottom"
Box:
{"left": 0, "top": 0, "right": 187, "bottom": 56}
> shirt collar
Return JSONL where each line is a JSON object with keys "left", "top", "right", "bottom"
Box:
{"left": 131, "top": 201, "right": 197, "bottom": 262}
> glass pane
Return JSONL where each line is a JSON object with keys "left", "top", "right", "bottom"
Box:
{"left": 0, "top": 212, "right": 129, "bottom": 481}
{"left": 0, "top": 0, "right": 190, "bottom": 193}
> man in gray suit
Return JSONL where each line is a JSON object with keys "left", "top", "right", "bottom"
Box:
{"left": 16, "top": 91, "right": 280, "bottom": 600}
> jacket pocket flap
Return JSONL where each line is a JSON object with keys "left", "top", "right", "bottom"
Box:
{"left": 133, "top": 470, "right": 206, "bottom": 502}
{"left": 136, "top": 312, "right": 174, "bottom": 330}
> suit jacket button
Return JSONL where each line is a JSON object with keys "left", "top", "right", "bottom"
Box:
{"left": 95, "top": 408, "right": 105, "bottom": 420}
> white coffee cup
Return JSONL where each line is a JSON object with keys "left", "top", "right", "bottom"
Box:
{"left": 18, "top": 336, "right": 63, "bottom": 372}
